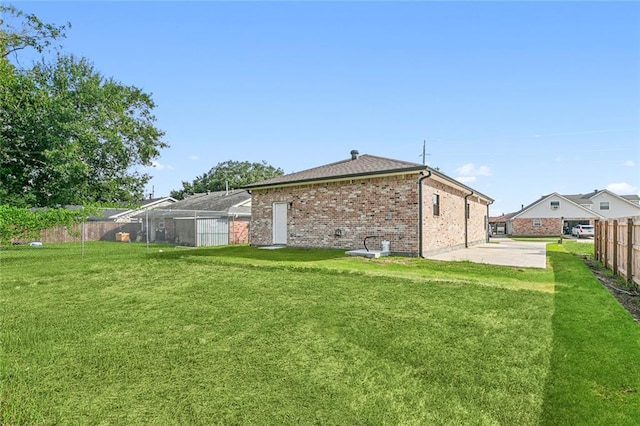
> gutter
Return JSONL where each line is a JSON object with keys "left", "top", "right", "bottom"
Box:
{"left": 464, "top": 191, "right": 474, "bottom": 248}
{"left": 418, "top": 170, "right": 432, "bottom": 258}
{"left": 486, "top": 200, "right": 494, "bottom": 242}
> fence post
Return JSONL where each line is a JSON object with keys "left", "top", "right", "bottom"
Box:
{"left": 613, "top": 220, "right": 618, "bottom": 276}
{"left": 594, "top": 220, "right": 600, "bottom": 261}
{"left": 628, "top": 217, "right": 634, "bottom": 285}
{"left": 604, "top": 222, "right": 609, "bottom": 268}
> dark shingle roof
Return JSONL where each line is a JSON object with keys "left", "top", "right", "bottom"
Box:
{"left": 489, "top": 212, "right": 518, "bottom": 222}
{"left": 166, "top": 190, "right": 250, "bottom": 211}
{"left": 245, "top": 154, "right": 425, "bottom": 188}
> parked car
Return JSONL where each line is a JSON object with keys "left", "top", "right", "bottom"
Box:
{"left": 571, "top": 224, "right": 594, "bottom": 238}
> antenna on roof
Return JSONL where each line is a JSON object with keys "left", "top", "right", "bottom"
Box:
{"left": 420, "top": 140, "right": 430, "bottom": 165}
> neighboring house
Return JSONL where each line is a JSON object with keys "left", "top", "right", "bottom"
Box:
{"left": 564, "top": 190, "right": 640, "bottom": 219}
{"left": 506, "top": 190, "right": 640, "bottom": 237}
{"left": 108, "top": 197, "right": 177, "bottom": 223}
{"left": 489, "top": 212, "right": 516, "bottom": 236}
{"left": 135, "top": 190, "right": 251, "bottom": 247}
{"left": 244, "top": 150, "right": 493, "bottom": 256}
{"left": 508, "top": 193, "right": 603, "bottom": 236}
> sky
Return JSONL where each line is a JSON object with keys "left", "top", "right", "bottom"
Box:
{"left": 6, "top": 1, "right": 640, "bottom": 215}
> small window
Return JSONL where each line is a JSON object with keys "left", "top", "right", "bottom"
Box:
{"left": 599, "top": 201, "right": 610, "bottom": 210}
{"left": 550, "top": 201, "right": 560, "bottom": 210}
{"left": 433, "top": 194, "right": 440, "bottom": 216}
{"left": 533, "top": 219, "right": 542, "bottom": 227}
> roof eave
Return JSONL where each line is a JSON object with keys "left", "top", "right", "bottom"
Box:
{"left": 427, "top": 169, "right": 494, "bottom": 203}
{"left": 243, "top": 166, "right": 428, "bottom": 190}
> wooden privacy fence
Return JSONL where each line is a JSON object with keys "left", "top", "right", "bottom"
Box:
{"left": 38, "top": 222, "right": 142, "bottom": 243}
{"left": 594, "top": 217, "right": 640, "bottom": 287}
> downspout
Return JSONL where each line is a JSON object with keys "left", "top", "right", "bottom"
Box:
{"left": 486, "top": 200, "right": 494, "bottom": 242}
{"left": 418, "top": 170, "right": 432, "bottom": 258}
{"left": 464, "top": 191, "right": 474, "bottom": 248}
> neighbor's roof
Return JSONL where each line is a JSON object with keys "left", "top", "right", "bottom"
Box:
{"left": 510, "top": 192, "right": 605, "bottom": 220}
{"left": 245, "top": 154, "right": 426, "bottom": 188}
{"left": 164, "top": 189, "right": 250, "bottom": 212}
{"left": 129, "top": 190, "right": 252, "bottom": 219}
{"left": 489, "top": 212, "right": 518, "bottom": 222}
{"left": 564, "top": 190, "right": 640, "bottom": 206}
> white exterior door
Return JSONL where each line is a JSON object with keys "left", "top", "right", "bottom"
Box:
{"left": 272, "top": 202, "right": 288, "bottom": 245}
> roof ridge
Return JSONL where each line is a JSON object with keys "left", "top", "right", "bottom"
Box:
{"left": 244, "top": 153, "right": 427, "bottom": 189}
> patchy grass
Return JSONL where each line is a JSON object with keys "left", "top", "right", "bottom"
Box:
{"left": 1, "top": 242, "right": 638, "bottom": 424}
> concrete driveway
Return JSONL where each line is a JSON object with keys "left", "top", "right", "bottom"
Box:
{"left": 426, "top": 238, "right": 547, "bottom": 268}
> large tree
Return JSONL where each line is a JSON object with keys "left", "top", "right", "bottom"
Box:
{"left": 171, "top": 160, "right": 284, "bottom": 199}
{"left": 0, "top": 6, "right": 167, "bottom": 207}
{"left": 0, "top": 5, "right": 69, "bottom": 58}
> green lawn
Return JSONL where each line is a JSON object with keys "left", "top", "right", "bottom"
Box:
{"left": 1, "top": 242, "right": 638, "bottom": 424}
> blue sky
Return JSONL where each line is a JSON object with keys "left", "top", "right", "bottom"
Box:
{"left": 8, "top": 1, "right": 640, "bottom": 215}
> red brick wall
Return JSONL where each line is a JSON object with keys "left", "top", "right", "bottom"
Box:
{"left": 511, "top": 218, "right": 561, "bottom": 236}
{"left": 229, "top": 217, "right": 249, "bottom": 244}
{"left": 422, "top": 180, "right": 489, "bottom": 254}
{"left": 250, "top": 173, "right": 490, "bottom": 256}
{"left": 251, "top": 174, "right": 420, "bottom": 254}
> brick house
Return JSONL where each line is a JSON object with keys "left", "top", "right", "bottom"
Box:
{"left": 245, "top": 151, "right": 493, "bottom": 256}
{"left": 507, "top": 190, "right": 640, "bottom": 237}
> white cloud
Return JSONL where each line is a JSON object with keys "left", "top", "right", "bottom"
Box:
{"left": 606, "top": 182, "right": 638, "bottom": 194}
{"left": 188, "top": 155, "right": 199, "bottom": 161}
{"left": 623, "top": 160, "right": 635, "bottom": 167}
{"left": 454, "top": 163, "right": 491, "bottom": 184}
{"left": 456, "top": 176, "right": 477, "bottom": 184}
{"left": 149, "top": 161, "right": 173, "bottom": 171}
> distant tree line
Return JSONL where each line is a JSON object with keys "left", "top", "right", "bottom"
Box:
{"left": 170, "top": 160, "right": 284, "bottom": 200}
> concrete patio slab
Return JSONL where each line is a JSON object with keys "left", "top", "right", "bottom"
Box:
{"left": 426, "top": 239, "right": 547, "bottom": 268}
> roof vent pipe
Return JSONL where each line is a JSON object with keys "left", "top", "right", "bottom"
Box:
{"left": 350, "top": 150, "right": 359, "bottom": 160}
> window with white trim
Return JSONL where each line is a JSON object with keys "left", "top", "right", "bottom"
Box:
{"left": 599, "top": 201, "right": 610, "bottom": 210}
{"left": 550, "top": 201, "right": 560, "bottom": 210}
{"left": 533, "top": 219, "right": 542, "bottom": 227}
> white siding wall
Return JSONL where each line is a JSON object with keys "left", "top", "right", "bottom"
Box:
{"left": 590, "top": 193, "right": 640, "bottom": 218}
{"left": 517, "top": 195, "right": 600, "bottom": 219}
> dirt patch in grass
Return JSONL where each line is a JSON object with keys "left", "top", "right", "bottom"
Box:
{"left": 584, "top": 257, "right": 640, "bottom": 323}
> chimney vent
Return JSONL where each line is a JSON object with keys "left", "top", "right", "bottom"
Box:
{"left": 350, "top": 150, "right": 359, "bottom": 160}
